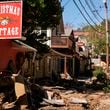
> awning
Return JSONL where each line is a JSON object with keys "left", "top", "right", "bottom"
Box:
{"left": 51, "top": 49, "right": 72, "bottom": 58}
{"left": 12, "top": 40, "right": 37, "bottom": 52}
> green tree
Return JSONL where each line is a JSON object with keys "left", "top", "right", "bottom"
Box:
{"left": 22, "top": 0, "right": 63, "bottom": 56}
{"left": 22, "top": 0, "right": 62, "bottom": 34}
{"left": 82, "top": 20, "right": 110, "bottom": 55}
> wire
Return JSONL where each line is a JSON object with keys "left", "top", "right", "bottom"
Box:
{"left": 63, "top": 0, "right": 71, "bottom": 8}
{"left": 70, "top": 12, "right": 82, "bottom": 26}
{"left": 84, "top": 0, "right": 104, "bottom": 30}
{"left": 84, "top": 0, "right": 101, "bottom": 23}
{"left": 72, "top": 0, "right": 105, "bottom": 35}
{"left": 78, "top": 0, "right": 99, "bottom": 27}
{"left": 89, "top": 0, "right": 104, "bottom": 20}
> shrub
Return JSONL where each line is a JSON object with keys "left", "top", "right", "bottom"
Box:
{"left": 103, "top": 81, "right": 110, "bottom": 93}
{"left": 93, "top": 67, "right": 106, "bottom": 82}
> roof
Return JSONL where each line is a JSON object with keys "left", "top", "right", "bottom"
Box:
{"left": 73, "top": 31, "right": 89, "bottom": 36}
{"left": 12, "top": 40, "right": 37, "bottom": 52}
{"left": 51, "top": 49, "right": 72, "bottom": 58}
{"left": 62, "top": 28, "right": 73, "bottom": 36}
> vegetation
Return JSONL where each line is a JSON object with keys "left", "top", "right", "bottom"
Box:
{"left": 103, "top": 81, "right": 110, "bottom": 93}
{"left": 93, "top": 67, "right": 106, "bottom": 82}
{"left": 82, "top": 20, "right": 110, "bottom": 55}
{"left": 22, "top": 0, "right": 63, "bottom": 56}
{"left": 22, "top": 0, "right": 62, "bottom": 31}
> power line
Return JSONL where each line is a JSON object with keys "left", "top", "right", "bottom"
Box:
{"left": 70, "top": 12, "right": 82, "bottom": 25}
{"left": 84, "top": 0, "right": 104, "bottom": 30}
{"left": 89, "top": 0, "right": 104, "bottom": 21}
{"left": 63, "top": 0, "right": 71, "bottom": 8}
{"left": 78, "top": 0, "right": 99, "bottom": 27}
{"left": 85, "top": 0, "right": 101, "bottom": 23}
{"left": 72, "top": 0, "right": 105, "bottom": 35}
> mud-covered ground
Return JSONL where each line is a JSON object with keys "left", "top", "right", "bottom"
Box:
{"left": 37, "top": 79, "right": 110, "bottom": 110}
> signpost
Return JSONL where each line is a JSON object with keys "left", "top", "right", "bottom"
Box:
{"left": 0, "top": 1, "right": 22, "bottom": 39}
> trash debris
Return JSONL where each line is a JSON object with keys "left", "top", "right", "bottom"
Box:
{"left": 60, "top": 73, "right": 73, "bottom": 80}
{"left": 43, "top": 98, "right": 65, "bottom": 106}
{"left": 2, "top": 101, "right": 16, "bottom": 109}
{"left": 69, "top": 97, "right": 88, "bottom": 104}
{"left": 64, "top": 90, "right": 75, "bottom": 95}
{"left": 30, "top": 83, "right": 48, "bottom": 106}
{"left": 51, "top": 91, "right": 62, "bottom": 100}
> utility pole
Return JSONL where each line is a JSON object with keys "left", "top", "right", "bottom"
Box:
{"left": 103, "top": 0, "right": 109, "bottom": 72}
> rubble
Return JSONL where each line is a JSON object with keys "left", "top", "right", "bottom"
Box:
{"left": 69, "top": 97, "right": 88, "bottom": 104}
{"left": 43, "top": 98, "right": 65, "bottom": 106}
{"left": 1, "top": 76, "right": 110, "bottom": 110}
{"left": 37, "top": 77, "right": 110, "bottom": 110}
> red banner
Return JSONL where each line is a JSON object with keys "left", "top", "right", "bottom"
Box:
{"left": 0, "top": 1, "right": 22, "bottom": 39}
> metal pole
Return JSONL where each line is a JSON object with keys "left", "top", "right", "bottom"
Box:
{"left": 104, "top": 0, "right": 109, "bottom": 72}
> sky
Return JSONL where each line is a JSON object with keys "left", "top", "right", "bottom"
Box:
{"left": 61, "top": 0, "right": 110, "bottom": 29}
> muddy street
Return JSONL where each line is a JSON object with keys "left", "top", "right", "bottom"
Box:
{"left": 37, "top": 79, "right": 110, "bottom": 110}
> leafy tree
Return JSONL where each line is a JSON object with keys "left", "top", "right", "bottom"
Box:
{"left": 22, "top": 0, "right": 62, "bottom": 35}
{"left": 82, "top": 20, "right": 110, "bottom": 55}
{"left": 22, "top": 0, "right": 63, "bottom": 56}
{"left": 93, "top": 36, "right": 106, "bottom": 54}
